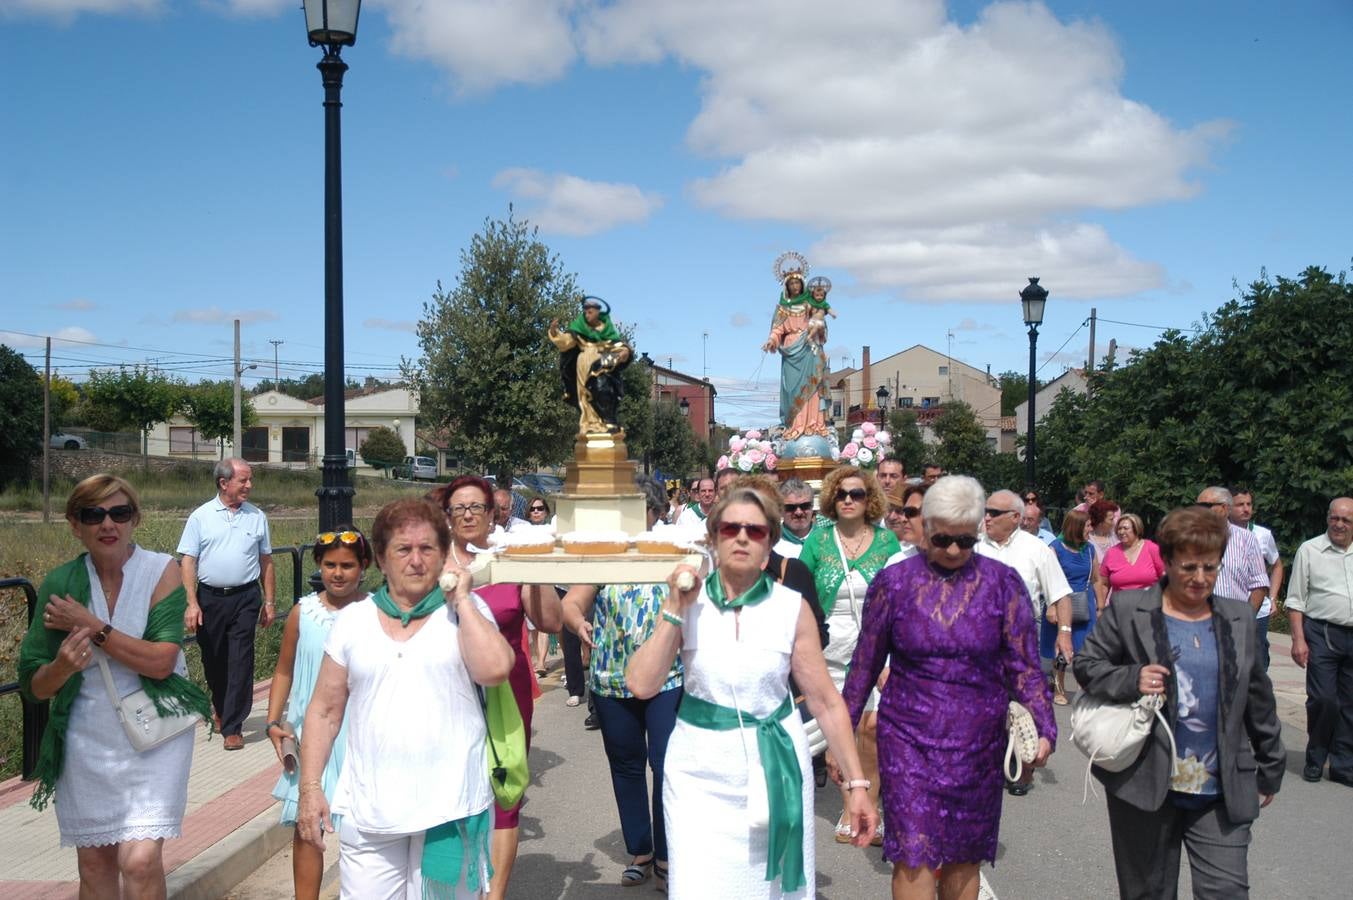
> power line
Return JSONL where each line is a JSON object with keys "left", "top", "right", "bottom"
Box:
{"left": 1035, "top": 320, "right": 1088, "bottom": 376}
{"left": 1095, "top": 317, "right": 1203, "bottom": 333}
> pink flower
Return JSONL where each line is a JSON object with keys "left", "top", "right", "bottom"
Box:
{"left": 746, "top": 449, "right": 765, "bottom": 465}
{"left": 841, "top": 442, "right": 859, "bottom": 458}
{"left": 765, "top": 453, "right": 778, "bottom": 470}
{"left": 729, "top": 437, "right": 745, "bottom": 453}
{"left": 861, "top": 422, "right": 878, "bottom": 436}
{"left": 745, "top": 429, "right": 762, "bottom": 440}
{"left": 862, "top": 436, "right": 879, "bottom": 450}
{"left": 717, "top": 455, "right": 730, "bottom": 470}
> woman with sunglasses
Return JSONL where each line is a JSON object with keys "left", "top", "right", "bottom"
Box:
{"left": 842, "top": 476, "right": 1055, "bottom": 900}
{"left": 433, "top": 476, "right": 562, "bottom": 900}
{"left": 884, "top": 483, "right": 928, "bottom": 564}
{"left": 19, "top": 474, "right": 212, "bottom": 898}
{"left": 797, "top": 465, "right": 900, "bottom": 845}
{"left": 266, "top": 526, "right": 371, "bottom": 900}
{"left": 628, "top": 486, "right": 878, "bottom": 898}
{"left": 1074, "top": 507, "right": 1283, "bottom": 900}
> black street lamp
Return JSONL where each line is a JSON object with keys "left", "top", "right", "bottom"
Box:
{"left": 875, "top": 384, "right": 890, "bottom": 425}
{"left": 1020, "top": 276, "right": 1048, "bottom": 490}
{"left": 679, "top": 396, "right": 690, "bottom": 417}
{"left": 305, "top": 0, "right": 361, "bottom": 530}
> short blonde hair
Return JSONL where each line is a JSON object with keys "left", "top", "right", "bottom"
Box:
{"left": 706, "top": 486, "right": 783, "bottom": 545}
{"left": 820, "top": 465, "right": 885, "bottom": 523}
{"left": 65, "top": 474, "right": 141, "bottom": 525}
{"left": 1117, "top": 513, "right": 1145, "bottom": 540}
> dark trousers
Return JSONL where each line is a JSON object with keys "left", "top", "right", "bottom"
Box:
{"left": 561, "top": 627, "right": 586, "bottom": 699}
{"left": 592, "top": 687, "right": 682, "bottom": 862}
{"left": 1303, "top": 617, "right": 1353, "bottom": 778}
{"left": 197, "top": 583, "right": 261, "bottom": 736}
{"left": 1105, "top": 792, "right": 1251, "bottom": 900}
{"left": 1254, "top": 614, "right": 1270, "bottom": 671}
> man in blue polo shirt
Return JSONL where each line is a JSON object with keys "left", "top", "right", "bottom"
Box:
{"left": 178, "top": 458, "right": 275, "bottom": 750}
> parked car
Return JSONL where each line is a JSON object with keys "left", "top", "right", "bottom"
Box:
{"left": 394, "top": 455, "right": 438, "bottom": 481}
{"left": 517, "top": 472, "right": 565, "bottom": 495}
{"left": 49, "top": 433, "right": 87, "bottom": 450}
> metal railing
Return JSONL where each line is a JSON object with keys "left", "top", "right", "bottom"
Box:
{"left": 1, "top": 545, "right": 309, "bottom": 782}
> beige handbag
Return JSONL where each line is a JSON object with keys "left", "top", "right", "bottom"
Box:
{"left": 1003, "top": 701, "right": 1040, "bottom": 782}
{"left": 94, "top": 650, "right": 199, "bottom": 752}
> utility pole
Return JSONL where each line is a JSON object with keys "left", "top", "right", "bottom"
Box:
{"left": 42, "top": 337, "right": 51, "bottom": 524}
{"left": 233, "top": 320, "right": 243, "bottom": 454}
{"left": 702, "top": 331, "right": 709, "bottom": 379}
{"left": 269, "top": 339, "right": 284, "bottom": 383}
{"left": 1087, "top": 307, "right": 1097, "bottom": 374}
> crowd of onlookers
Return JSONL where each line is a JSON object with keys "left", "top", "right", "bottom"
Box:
{"left": 18, "top": 458, "right": 1352, "bottom": 900}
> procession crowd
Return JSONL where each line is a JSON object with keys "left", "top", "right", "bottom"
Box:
{"left": 16, "top": 456, "right": 1353, "bottom": 900}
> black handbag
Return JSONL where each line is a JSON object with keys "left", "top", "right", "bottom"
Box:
{"left": 1066, "top": 590, "right": 1091, "bottom": 626}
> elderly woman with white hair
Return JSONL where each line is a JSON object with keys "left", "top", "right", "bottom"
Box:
{"left": 841, "top": 476, "right": 1057, "bottom": 900}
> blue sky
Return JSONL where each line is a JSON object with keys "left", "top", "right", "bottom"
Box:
{"left": 3, "top": 0, "right": 1350, "bottom": 429}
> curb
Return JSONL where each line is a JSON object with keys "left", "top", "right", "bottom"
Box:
{"left": 167, "top": 808, "right": 291, "bottom": 900}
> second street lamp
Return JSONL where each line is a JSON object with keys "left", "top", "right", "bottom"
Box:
{"left": 1020, "top": 276, "right": 1048, "bottom": 490}
{"left": 875, "top": 383, "right": 890, "bottom": 426}
{"left": 304, "top": 0, "right": 361, "bottom": 530}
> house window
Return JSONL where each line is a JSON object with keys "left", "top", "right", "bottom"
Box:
{"left": 833, "top": 401, "right": 843, "bottom": 417}
{"left": 282, "top": 426, "right": 310, "bottom": 463}
{"left": 899, "top": 397, "right": 913, "bottom": 408}
{"left": 921, "top": 396, "right": 941, "bottom": 408}
{"left": 169, "top": 426, "right": 211, "bottom": 455}
{"left": 345, "top": 427, "right": 373, "bottom": 454}
{"left": 242, "top": 426, "right": 269, "bottom": 463}
{"left": 938, "top": 365, "right": 949, "bottom": 376}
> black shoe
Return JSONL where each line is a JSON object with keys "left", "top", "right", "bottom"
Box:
{"left": 1303, "top": 764, "right": 1324, "bottom": 783}
{"left": 584, "top": 713, "right": 600, "bottom": 730}
{"left": 1006, "top": 781, "right": 1030, "bottom": 797}
{"left": 1330, "top": 771, "right": 1353, "bottom": 788}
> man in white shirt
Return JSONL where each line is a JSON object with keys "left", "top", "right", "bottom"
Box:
{"left": 492, "top": 488, "right": 531, "bottom": 534}
{"left": 1196, "top": 487, "right": 1268, "bottom": 612}
{"left": 676, "top": 477, "right": 717, "bottom": 528}
{"left": 1229, "top": 486, "right": 1284, "bottom": 670}
{"left": 976, "top": 490, "right": 1072, "bottom": 660}
{"left": 774, "top": 478, "right": 816, "bottom": 558}
{"left": 1286, "top": 496, "right": 1353, "bottom": 785}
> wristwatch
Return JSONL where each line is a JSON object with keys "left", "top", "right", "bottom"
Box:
{"left": 91, "top": 624, "right": 114, "bottom": 646}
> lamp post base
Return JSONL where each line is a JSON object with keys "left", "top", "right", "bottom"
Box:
{"left": 317, "top": 455, "right": 355, "bottom": 531}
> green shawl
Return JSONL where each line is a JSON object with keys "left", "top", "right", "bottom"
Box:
{"left": 797, "top": 524, "right": 900, "bottom": 615}
{"left": 777, "top": 288, "right": 830, "bottom": 313}
{"left": 565, "top": 309, "right": 622, "bottom": 342}
{"left": 18, "top": 554, "right": 214, "bottom": 810}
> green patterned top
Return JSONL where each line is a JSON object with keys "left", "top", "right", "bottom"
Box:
{"left": 589, "top": 583, "right": 684, "bottom": 698}
{"left": 797, "top": 524, "right": 900, "bottom": 615}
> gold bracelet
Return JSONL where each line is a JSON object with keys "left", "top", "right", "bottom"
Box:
{"left": 298, "top": 780, "right": 323, "bottom": 792}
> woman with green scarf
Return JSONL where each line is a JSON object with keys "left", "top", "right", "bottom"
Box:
{"left": 18, "top": 473, "right": 212, "bottom": 898}
{"left": 296, "top": 498, "right": 515, "bottom": 898}
{"left": 627, "top": 486, "right": 878, "bottom": 898}
{"left": 548, "top": 295, "right": 633, "bottom": 435}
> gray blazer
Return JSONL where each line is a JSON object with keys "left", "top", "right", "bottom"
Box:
{"left": 1073, "top": 585, "right": 1284, "bottom": 824}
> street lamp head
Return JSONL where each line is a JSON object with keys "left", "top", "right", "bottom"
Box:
{"left": 304, "top": 0, "right": 361, "bottom": 49}
{"left": 875, "top": 383, "right": 890, "bottom": 409}
{"left": 1020, "top": 276, "right": 1048, "bottom": 328}
{"left": 679, "top": 396, "right": 691, "bottom": 417}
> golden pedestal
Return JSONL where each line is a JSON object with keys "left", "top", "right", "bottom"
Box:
{"left": 556, "top": 430, "right": 646, "bottom": 535}
{"left": 776, "top": 455, "right": 838, "bottom": 491}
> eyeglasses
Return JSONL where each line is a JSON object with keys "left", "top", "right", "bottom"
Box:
{"left": 887, "top": 505, "right": 923, "bottom": 519}
{"left": 1023, "top": 495, "right": 1039, "bottom": 503}
{"left": 1175, "top": 562, "right": 1222, "bottom": 576}
{"left": 784, "top": 501, "right": 814, "bottom": 514}
{"left": 717, "top": 521, "right": 771, "bottom": 542}
{"left": 1195, "top": 501, "right": 1227, "bottom": 510}
{"left": 983, "top": 507, "right": 1017, "bottom": 518}
{"left": 317, "top": 530, "right": 362, "bottom": 546}
{"left": 930, "top": 533, "right": 979, "bottom": 550}
{"left": 836, "top": 488, "right": 868, "bottom": 504}
{"left": 528, "top": 505, "right": 548, "bottom": 513}
{"left": 447, "top": 503, "right": 488, "bottom": 517}
{"left": 78, "top": 504, "right": 134, "bottom": 525}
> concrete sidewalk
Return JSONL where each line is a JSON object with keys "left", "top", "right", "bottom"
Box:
{"left": 0, "top": 680, "right": 291, "bottom": 900}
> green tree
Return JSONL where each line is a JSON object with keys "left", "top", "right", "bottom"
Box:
{"left": 930, "top": 402, "right": 993, "bottom": 479}
{"left": 618, "top": 339, "right": 655, "bottom": 466}
{"left": 886, "top": 409, "right": 928, "bottom": 473}
{"left": 85, "top": 366, "right": 184, "bottom": 469}
{"left": 0, "top": 345, "right": 43, "bottom": 488}
{"left": 181, "top": 380, "right": 257, "bottom": 458}
{"left": 404, "top": 212, "right": 578, "bottom": 484}
{"left": 998, "top": 370, "right": 1043, "bottom": 417}
{"left": 44, "top": 373, "right": 81, "bottom": 430}
{"left": 253, "top": 373, "right": 359, "bottom": 400}
{"left": 650, "top": 400, "right": 702, "bottom": 480}
{"left": 359, "top": 426, "right": 407, "bottom": 476}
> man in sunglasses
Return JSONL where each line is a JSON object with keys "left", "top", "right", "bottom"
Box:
{"left": 1195, "top": 487, "right": 1269, "bottom": 616}
{"left": 774, "top": 478, "right": 817, "bottom": 559}
{"left": 177, "top": 458, "right": 275, "bottom": 750}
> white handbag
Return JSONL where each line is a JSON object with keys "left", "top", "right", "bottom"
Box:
{"left": 1070, "top": 691, "right": 1178, "bottom": 802}
{"left": 1003, "top": 701, "right": 1040, "bottom": 782}
{"left": 95, "top": 650, "right": 200, "bottom": 752}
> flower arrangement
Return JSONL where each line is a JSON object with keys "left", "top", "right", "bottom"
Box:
{"left": 838, "top": 422, "right": 892, "bottom": 469}
{"left": 717, "top": 429, "right": 779, "bottom": 474}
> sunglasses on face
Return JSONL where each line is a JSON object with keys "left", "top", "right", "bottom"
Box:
{"left": 528, "top": 505, "right": 548, "bottom": 513}
{"left": 78, "top": 504, "right": 134, "bottom": 525}
{"left": 1023, "top": 495, "right": 1039, "bottom": 503}
{"left": 317, "top": 530, "right": 362, "bottom": 546}
{"left": 717, "top": 521, "right": 771, "bottom": 542}
{"left": 836, "top": 488, "right": 868, "bottom": 504}
{"left": 447, "top": 503, "right": 488, "bottom": 517}
{"left": 983, "top": 507, "right": 1017, "bottom": 518}
{"left": 930, "top": 533, "right": 979, "bottom": 550}
{"left": 1196, "top": 501, "right": 1227, "bottom": 510}
{"left": 887, "top": 505, "right": 921, "bottom": 519}
{"left": 784, "top": 501, "right": 814, "bottom": 514}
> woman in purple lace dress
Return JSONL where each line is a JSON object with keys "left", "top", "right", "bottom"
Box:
{"left": 842, "top": 476, "right": 1057, "bottom": 900}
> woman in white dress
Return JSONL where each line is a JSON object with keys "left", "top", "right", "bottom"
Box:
{"left": 627, "top": 486, "right": 878, "bottom": 899}
{"left": 19, "top": 474, "right": 211, "bottom": 898}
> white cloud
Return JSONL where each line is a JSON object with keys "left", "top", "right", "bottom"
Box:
{"left": 363, "top": 317, "right": 417, "bottom": 333}
{"left": 492, "top": 168, "right": 663, "bottom": 236}
{"left": 1, "top": 326, "right": 99, "bottom": 348}
{"left": 55, "top": 297, "right": 96, "bottom": 311}
{"left": 0, "top": 0, "right": 161, "bottom": 20}
{"left": 171, "top": 307, "right": 279, "bottom": 325}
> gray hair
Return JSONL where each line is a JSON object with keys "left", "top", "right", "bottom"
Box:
{"left": 779, "top": 478, "right": 811, "bottom": 500}
{"left": 1199, "top": 485, "right": 1232, "bottom": 507}
{"left": 921, "top": 475, "right": 985, "bottom": 530}
{"left": 213, "top": 458, "right": 244, "bottom": 490}
{"left": 988, "top": 489, "right": 1025, "bottom": 519}
{"left": 635, "top": 475, "right": 668, "bottom": 516}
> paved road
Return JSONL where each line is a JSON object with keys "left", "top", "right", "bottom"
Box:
{"left": 234, "top": 664, "right": 1348, "bottom": 899}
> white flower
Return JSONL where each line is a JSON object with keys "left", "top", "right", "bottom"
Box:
{"left": 1170, "top": 755, "right": 1209, "bottom": 793}
{"left": 851, "top": 429, "right": 865, "bottom": 442}
{"left": 737, "top": 455, "right": 754, "bottom": 471}
{"left": 857, "top": 447, "right": 874, "bottom": 464}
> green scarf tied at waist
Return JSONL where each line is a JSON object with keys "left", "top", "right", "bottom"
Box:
{"left": 371, "top": 582, "right": 445, "bottom": 626}
{"left": 677, "top": 692, "right": 805, "bottom": 893}
{"left": 18, "top": 554, "right": 214, "bottom": 811}
{"left": 423, "top": 807, "right": 493, "bottom": 898}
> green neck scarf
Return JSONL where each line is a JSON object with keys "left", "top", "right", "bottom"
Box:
{"left": 18, "top": 553, "right": 213, "bottom": 811}
{"left": 780, "top": 527, "right": 810, "bottom": 547}
{"left": 371, "top": 583, "right": 445, "bottom": 627}
{"left": 705, "top": 570, "right": 773, "bottom": 611}
{"left": 566, "top": 309, "right": 622, "bottom": 342}
{"left": 778, "top": 288, "right": 830, "bottom": 312}
{"left": 691, "top": 504, "right": 708, "bottom": 520}
{"left": 677, "top": 693, "right": 805, "bottom": 892}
